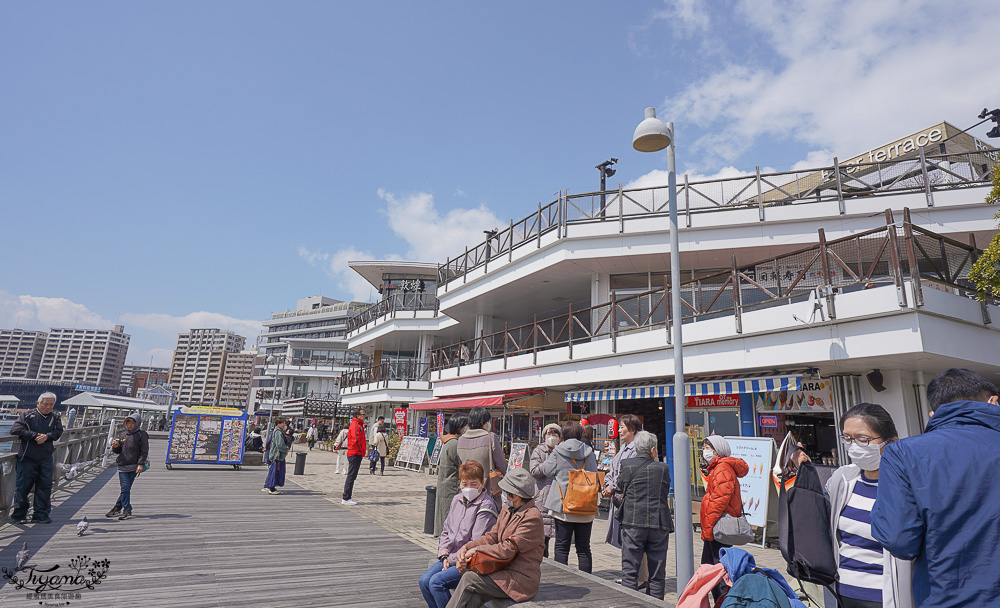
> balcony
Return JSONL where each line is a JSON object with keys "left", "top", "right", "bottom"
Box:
{"left": 341, "top": 361, "right": 431, "bottom": 389}
{"left": 346, "top": 293, "right": 439, "bottom": 334}
{"left": 270, "top": 301, "right": 369, "bottom": 320}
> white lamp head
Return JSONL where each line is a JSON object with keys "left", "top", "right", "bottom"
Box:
{"left": 632, "top": 107, "right": 672, "bottom": 153}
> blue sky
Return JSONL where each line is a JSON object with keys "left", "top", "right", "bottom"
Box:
{"left": 2, "top": 1, "right": 998, "bottom": 366}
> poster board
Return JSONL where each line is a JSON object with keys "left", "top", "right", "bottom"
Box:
{"left": 724, "top": 436, "right": 776, "bottom": 530}
{"left": 595, "top": 439, "right": 616, "bottom": 472}
{"left": 429, "top": 439, "right": 444, "bottom": 466}
{"left": 394, "top": 436, "right": 416, "bottom": 469}
{"left": 507, "top": 442, "right": 528, "bottom": 470}
{"left": 166, "top": 406, "right": 247, "bottom": 467}
{"left": 394, "top": 435, "right": 430, "bottom": 470}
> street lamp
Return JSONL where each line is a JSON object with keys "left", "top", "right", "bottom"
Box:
{"left": 632, "top": 107, "right": 693, "bottom": 590}
{"left": 596, "top": 158, "right": 618, "bottom": 217}
{"left": 266, "top": 353, "right": 285, "bottom": 436}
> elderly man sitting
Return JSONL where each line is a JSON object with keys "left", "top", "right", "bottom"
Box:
{"left": 616, "top": 430, "right": 674, "bottom": 600}
{"left": 447, "top": 468, "right": 545, "bottom": 608}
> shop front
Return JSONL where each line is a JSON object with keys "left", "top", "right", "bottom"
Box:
{"left": 751, "top": 378, "right": 840, "bottom": 466}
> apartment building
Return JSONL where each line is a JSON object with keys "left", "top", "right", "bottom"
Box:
{"left": 0, "top": 329, "right": 48, "bottom": 379}
{"left": 120, "top": 364, "right": 170, "bottom": 396}
{"left": 35, "top": 325, "right": 130, "bottom": 389}
{"left": 219, "top": 349, "right": 256, "bottom": 408}
{"left": 169, "top": 329, "right": 246, "bottom": 406}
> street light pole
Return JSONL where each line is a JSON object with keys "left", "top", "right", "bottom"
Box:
{"left": 632, "top": 107, "right": 693, "bottom": 590}
{"left": 266, "top": 353, "right": 284, "bottom": 437}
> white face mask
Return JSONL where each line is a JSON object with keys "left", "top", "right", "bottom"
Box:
{"left": 501, "top": 491, "right": 513, "bottom": 507}
{"left": 847, "top": 442, "right": 883, "bottom": 471}
{"left": 703, "top": 449, "right": 715, "bottom": 463}
{"left": 461, "top": 487, "right": 482, "bottom": 502}
{"left": 545, "top": 436, "right": 559, "bottom": 448}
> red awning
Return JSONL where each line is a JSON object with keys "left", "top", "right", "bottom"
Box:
{"left": 409, "top": 390, "right": 544, "bottom": 411}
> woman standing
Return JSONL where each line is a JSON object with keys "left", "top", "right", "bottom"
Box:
{"left": 369, "top": 423, "right": 390, "bottom": 476}
{"left": 456, "top": 407, "right": 506, "bottom": 495}
{"left": 699, "top": 434, "right": 748, "bottom": 598}
{"left": 826, "top": 403, "right": 913, "bottom": 608}
{"left": 541, "top": 421, "right": 598, "bottom": 573}
{"left": 332, "top": 426, "right": 349, "bottom": 474}
{"left": 602, "top": 414, "right": 641, "bottom": 548}
{"left": 306, "top": 424, "right": 317, "bottom": 450}
{"left": 529, "top": 423, "right": 562, "bottom": 557}
{"left": 435, "top": 414, "right": 470, "bottom": 537}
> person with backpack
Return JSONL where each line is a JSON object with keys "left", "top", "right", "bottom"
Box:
{"left": 540, "top": 421, "right": 599, "bottom": 573}
{"left": 107, "top": 412, "right": 149, "bottom": 520}
{"left": 245, "top": 426, "right": 264, "bottom": 453}
{"left": 8, "top": 392, "right": 63, "bottom": 524}
{"left": 262, "top": 417, "right": 291, "bottom": 495}
{"left": 700, "top": 435, "right": 748, "bottom": 600}
{"left": 872, "top": 369, "right": 1000, "bottom": 608}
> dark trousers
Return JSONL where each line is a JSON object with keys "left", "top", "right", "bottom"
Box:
{"left": 264, "top": 460, "right": 286, "bottom": 489}
{"left": 369, "top": 456, "right": 386, "bottom": 473}
{"left": 308, "top": 438, "right": 316, "bottom": 450}
{"left": 621, "top": 526, "right": 670, "bottom": 600}
{"left": 445, "top": 572, "right": 510, "bottom": 608}
{"left": 554, "top": 518, "right": 593, "bottom": 573}
{"left": 12, "top": 457, "right": 54, "bottom": 520}
{"left": 701, "top": 538, "right": 732, "bottom": 600}
{"left": 840, "top": 597, "right": 882, "bottom": 608}
{"left": 343, "top": 455, "right": 362, "bottom": 499}
{"left": 114, "top": 471, "right": 138, "bottom": 511}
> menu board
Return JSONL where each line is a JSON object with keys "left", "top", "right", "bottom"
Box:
{"left": 168, "top": 415, "right": 199, "bottom": 461}
{"left": 395, "top": 435, "right": 430, "bottom": 466}
{"left": 507, "top": 442, "right": 528, "bottom": 470}
{"left": 219, "top": 419, "right": 246, "bottom": 462}
{"left": 428, "top": 439, "right": 443, "bottom": 466}
{"left": 194, "top": 418, "right": 222, "bottom": 461}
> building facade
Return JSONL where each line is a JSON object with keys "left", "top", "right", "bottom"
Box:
{"left": 219, "top": 349, "right": 256, "bottom": 408}
{"left": 120, "top": 364, "right": 170, "bottom": 396}
{"left": 0, "top": 329, "right": 48, "bottom": 379}
{"left": 35, "top": 325, "right": 130, "bottom": 390}
{"left": 169, "top": 329, "right": 246, "bottom": 406}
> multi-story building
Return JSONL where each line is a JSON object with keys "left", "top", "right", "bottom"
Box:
{"left": 252, "top": 296, "right": 368, "bottom": 421}
{"left": 36, "top": 325, "right": 130, "bottom": 390}
{"left": 120, "top": 364, "right": 170, "bottom": 396}
{"left": 219, "top": 348, "right": 256, "bottom": 408}
{"left": 0, "top": 329, "right": 48, "bottom": 379}
{"left": 169, "top": 329, "right": 246, "bottom": 406}
{"left": 137, "top": 383, "right": 177, "bottom": 412}
{"left": 346, "top": 121, "right": 1000, "bottom": 487}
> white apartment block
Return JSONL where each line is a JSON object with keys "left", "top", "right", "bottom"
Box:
{"left": 220, "top": 349, "right": 256, "bottom": 408}
{"left": 36, "top": 326, "right": 130, "bottom": 389}
{"left": 0, "top": 329, "right": 48, "bottom": 379}
{"left": 169, "top": 329, "right": 246, "bottom": 406}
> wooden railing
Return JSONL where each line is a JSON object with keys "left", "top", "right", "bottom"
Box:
{"left": 340, "top": 361, "right": 432, "bottom": 390}
{"left": 346, "top": 293, "right": 439, "bottom": 334}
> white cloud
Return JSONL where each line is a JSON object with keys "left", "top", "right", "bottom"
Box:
{"left": 120, "top": 311, "right": 262, "bottom": 343}
{"left": 129, "top": 347, "right": 175, "bottom": 368}
{"left": 378, "top": 189, "right": 504, "bottom": 262}
{"left": 298, "top": 245, "right": 385, "bottom": 302}
{"left": 0, "top": 291, "right": 114, "bottom": 330}
{"left": 661, "top": 0, "right": 1000, "bottom": 165}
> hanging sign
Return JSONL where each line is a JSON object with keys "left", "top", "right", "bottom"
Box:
{"left": 394, "top": 408, "right": 407, "bottom": 433}
{"left": 436, "top": 412, "right": 445, "bottom": 435}
{"left": 418, "top": 417, "right": 429, "bottom": 438}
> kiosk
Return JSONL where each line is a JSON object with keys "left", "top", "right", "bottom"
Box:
{"left": 166, "top": 406, "right": 247, "bottom": 470}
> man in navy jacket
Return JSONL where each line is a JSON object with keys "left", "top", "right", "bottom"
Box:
{"left": 871, "top": 369, "right": 1000, "bottom": 607}
{"left": 8, "top": 392, "right": 64, "bottom": 524}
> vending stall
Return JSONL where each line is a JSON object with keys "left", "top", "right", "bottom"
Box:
{"left": 166, "top": 406, "right": 247, "bottom": 470}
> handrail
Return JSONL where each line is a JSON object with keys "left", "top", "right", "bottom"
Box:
{"left": 438, "top": 150, "right": 999, "bottom": 288}
{"left": 430, "top": 209, "right": 990, "bottom": 372}
{"left": 346, "top": 293, "right": 439, "bottom": 334}
{"left": 340, "top": 361, "right": 432, "bottom": 389}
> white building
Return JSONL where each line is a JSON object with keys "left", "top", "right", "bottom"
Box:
{"left": 36, "top": 325, "right": 130, "bottom": 390}
{"left": 169, "top": 329, "right": 246, "bottom": 406}
{"left": 0, "top": 329, "right": 48, "bottom": 379}
{"left": 220, "top": 348, "right": 256, "bottom": 408}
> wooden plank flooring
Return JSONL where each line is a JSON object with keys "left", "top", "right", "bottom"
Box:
{"left": 1, "top": 440, "right": 664, "bottom": 607}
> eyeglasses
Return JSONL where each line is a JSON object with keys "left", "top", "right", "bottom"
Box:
{"left": 839, "top": 435, "right": 883, "bottom": 446}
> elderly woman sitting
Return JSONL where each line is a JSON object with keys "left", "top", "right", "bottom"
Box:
{"left": 447, "top": 468, "right": 545, "bottom": 608}
{"left": 420, "top": 460, "right": 499, "bottom": 608}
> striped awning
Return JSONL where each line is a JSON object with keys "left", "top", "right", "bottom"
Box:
{"left": 565, "top": 373, "right": 804, "bottom": 403}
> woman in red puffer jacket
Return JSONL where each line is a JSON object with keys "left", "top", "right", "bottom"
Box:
{"left": 699, "top": 435, "right": 748, "bottom": 597}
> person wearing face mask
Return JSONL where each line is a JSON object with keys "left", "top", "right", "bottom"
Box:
{"left": 529, "top": 423, "right": 562, "bottom": 557}
{"left": 826, "top": 403, "right": 912, "bottom": 608}
{"left": 457, "top": 407, "right": 506, "bottom": 498}
{"left": 699, "top": 434, "right": 748, "bottom": 599}
{"left": 541, "top": 421, "right": 599, "bottom": 573}
{"left": 435, "top": 414, "right": 471, "bottom": 537}
{"left": 602, "top": 414, "right": 642, "bottom": 549}
{"left": 420, "top": 460, "right": 498, "bottom": 608}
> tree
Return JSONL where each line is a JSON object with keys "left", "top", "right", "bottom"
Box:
{"left": 969, "top": 163, "right": 1000, "bottom": 298}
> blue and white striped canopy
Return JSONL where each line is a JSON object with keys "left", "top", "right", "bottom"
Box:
{"left": 564, "top": 374, "right": 803, "bottom": 403}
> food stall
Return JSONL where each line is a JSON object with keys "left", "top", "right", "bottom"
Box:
{"left": 166, "top": 406, "right": 247, "bottom": 470}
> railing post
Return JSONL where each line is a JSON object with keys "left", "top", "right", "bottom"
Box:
{"left": 684, "top": 174, "right": 691, "bottom": 228}
{"left": 732, "top": 255, "right": 743, "bottom": 334}
{"left": 902, "top": 208, "right": 925, "bottom": 307}
{"left": 611, "top": 292, "right": 618, "bottom": 353}
{"left": 537, "top": 202, "right": 543, "bottom": 248}
{"left": 463, "top": 246, "right": 469, "bottom": 284}
{"left": 533, "top": 314, "right": 538, "bottom": 366}
{"left": 558, "top": 190, "right": 564, "bottom": 239}
{"left": 568, "top": 303, "right": 574, "bottom": 360}
{"left": 884, "top": 209, "right": 908, "bottom": 307}
{"left": 618, "top": 182, "right": 624, "bottom": 234}
{"left": 968, "top": 233, "right": 992, "bottom": 325}
{"left": 833, "top": 157, "right": 846, "bottom": 215}
{"left": 756, "top": 166, "right": 765, "bottom": 222}
{"left": 503, "top": 322, "right": 509, "bottom": 370}
{"left": 818, "top": 228, "right": 837, "bottom": 319}
{"left": 665, "top": 274, "right": 672, "bottom": 344}
{"left": 478, "top": 331, "right": 485, "bottom": 374}
{"left": 919, "top": 147, "right": 935, "bottom": 207}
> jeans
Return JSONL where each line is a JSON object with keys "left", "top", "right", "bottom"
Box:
{"left": 308, "top": 438, "right": 316, "bottom": 450}
{"left": 370, "top": 455, "right": 386, "bottom": 474}
{"left": 264, "top": 460, "right": 286, "bottom": 489}
{"left": 419, "top": 560, "right": 464, "bottom": 608}
{"left": 114, "top": 471, "right": 138, "bottom": 511}
{"left": 621, "top": 526, "right": 670, "bottom": 599}
{"left": 11, "top": 457, "right": 54, "bottom": 520}
{"left": 554, "top": 518, "right": 593, "bottom": 573}
{"left": 343, "top": 455, "right": 362, "bottom": 499}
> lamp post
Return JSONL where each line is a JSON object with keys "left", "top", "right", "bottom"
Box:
{"left": 632, "top": 107, "right": 693, "bottom": 590}
{"left": 266, "top": 352, "right": 285, "bottom": 437}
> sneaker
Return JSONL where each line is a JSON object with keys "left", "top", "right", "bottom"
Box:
{"left": 266, "top": 489, "right": 281, "bottom": 495}
{"left": 260, "top": 488, "right": 270, "bottom": 493}
{"left": 117, "top": 510, "right": 132, "bottom": 520}
{"left": 32, "top": 517, "right": 53, "bottom": 524}
{"left": 341, "top": 498, "right": 357, "bottom": 505}
{"left": 8, "top": 516, "right": 26, "bottom": 524}
{"left": 105, "top": 507, "right": 122, "bottom": 518}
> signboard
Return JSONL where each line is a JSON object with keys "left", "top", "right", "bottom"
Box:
{"left": 395, "top": 435, "right": 431, "bottom": 468}
{"left": 436, "top": 412, "right": 444, "bottom": 436}
{"left": 507, "top": 442, "right": 528, "bottom": 470}
{"left": 75, "top": 384, "right": 102, "bottom": 393}
{"left": 532, "top": 417, "right": 542, "bottom": 440}
{"left": 687, "top": 394, "right": 740, "bottom": 408}
{"left": 724, "top": 436, "right": 775, "bottom": 528}
{"left": 166, "top": 407, "right": 247, "bottom": 467}
{"left": 178, "top": 406, "right": 245, "bottom": 417}
{"left": 429, "top": 439, "right": 444, "bottom": 466}
{"left": 418, "top": 417, "right": 429, "bottom": 438}
{"left": 394, "top": 408, "right": 407, "bottom": 433}
{"left": 758, "top": 414, "right": 778, "bottom": 428}
{"left": 755, "top": 379, "right": 834, "bottom": 413}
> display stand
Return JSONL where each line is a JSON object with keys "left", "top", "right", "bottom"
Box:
{"left": 166, "top": 406, "right": 247, "bottom": 470}
{"left": 394, "top": 435, "right": 430, "bottom": 471}
{"left": 507, "top": 442, "right": 528, "bottom": 470}
{"left": 724, "top": 435, "right": 777, "bottom": 548}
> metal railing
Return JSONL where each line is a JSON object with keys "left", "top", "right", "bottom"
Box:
{"left": 270, "top": 301, "right": 370, "bottom": 319}
{"left": 285, "top": 391, "right": 342, "bottom": 401}
{"left": 340, "top": 361, "right": 432, "bottom": 390}
{"left": 438, "top": 150, "right": 999, "bottom": 288}
{"left": 346, "top": 292, "right": 440, "bottom": 333}
{"left": 430, "top": 208, "right": 990, "bottom": 372}
{"left": 1, "top": 423, "right": 110, "bottom": 519}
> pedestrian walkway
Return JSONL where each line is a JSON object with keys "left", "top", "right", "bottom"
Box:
{"left": 0, "top": 441, "right": 664, "bottom": 607}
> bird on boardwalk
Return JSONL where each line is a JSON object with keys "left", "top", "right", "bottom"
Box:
{"left": 77, "top": 516, "right": 89, "bottom": 536}
{"left": 15, "top": 543, "right": 29, "bottom": 571}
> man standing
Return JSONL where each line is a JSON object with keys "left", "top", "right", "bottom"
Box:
{"left": 342, "top": 408, "right": 366, "bottom": 505}
{"left": 107, "top": 412, "right": 149, "bottom": 520}
{"left": 262, "top": 417, "right": 291, "bottom": 495}
{"left": 872, "top": 369, "right": 1000, "bottom": 607}
{"left": 9, "top": 392, "right": 64, "bottom": 524}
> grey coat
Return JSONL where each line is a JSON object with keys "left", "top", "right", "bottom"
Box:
{"left": 456, "top": 429, "right": 506, "bottom": 477}
{"left": 529, "top": 443, "right": 556, "bottom": 538}
{"left": 434, "top": 436, "right": 462, "bottom": 537}
{"left": 618, "top": 455, "right": 674, "bottom": 532}
{"left": 540, "top": 438, "right": 598, "bottom": 522}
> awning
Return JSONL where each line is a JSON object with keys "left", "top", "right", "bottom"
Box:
{"left": 410, "top": 390, "right": 544, "bottom": 411}
{"left": 565, "top": 373, "right": 805, "bottom": 403}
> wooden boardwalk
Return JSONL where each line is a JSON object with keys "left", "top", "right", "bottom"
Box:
{"left": 0, "top": 440, "right": 664, "bottom": 607}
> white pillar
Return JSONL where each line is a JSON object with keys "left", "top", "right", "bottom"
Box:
{"left": 590, "top": 273, "right": 610, "bottom": 334}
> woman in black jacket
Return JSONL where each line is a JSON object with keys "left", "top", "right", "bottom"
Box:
{"left": 107, "top": 412, "right": 149, "bottom": 520}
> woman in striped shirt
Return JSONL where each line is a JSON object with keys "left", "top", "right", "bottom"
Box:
{"left": 826, "top": 403, "right": 913, "bottom": 608}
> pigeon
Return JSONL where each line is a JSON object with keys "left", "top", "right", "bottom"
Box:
{"left": 15, "top": 542, "right": 29, "bottom": 571}
{"left": 65, "top": 464, "right": 80, "bottom": 480}
{"left": 77, "top": 516, "right": 89, "bottom": 536}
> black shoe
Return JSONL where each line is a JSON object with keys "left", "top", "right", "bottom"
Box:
{"left": 8, "top": 516, "right": 26, "bottom": 524}
{"left": 117, "top": 510, "right": 132, "bottom": 520}
{"left": 106, "top": 507, "right": 122, "bottom": 517}
{"left": 31, "top": 517, "right": 52, "bottom": 524}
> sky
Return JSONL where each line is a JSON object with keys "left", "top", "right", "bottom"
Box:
{"left": 2, "top": 1, "right": 999, "bottom": 367}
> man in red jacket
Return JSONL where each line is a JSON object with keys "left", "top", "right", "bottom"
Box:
{"left": 341, "top": 408, "right": 367, "bottom": 505}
